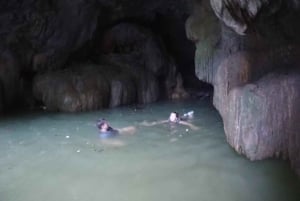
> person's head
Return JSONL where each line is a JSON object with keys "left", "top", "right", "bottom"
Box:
{"left": 169, "top": 112, "right": 179, "bottom": 122}
{"left": 97, "top": 119, "right": 109, "bottom": 131}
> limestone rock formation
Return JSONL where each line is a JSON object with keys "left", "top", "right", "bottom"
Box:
{"left": 33, "top": 62, "right": 159, "bottom": 112}
{"left": 0, "top": 0, "right": 99, "bottom": 71}
{"left": 98, "top": 23, "right": 179, "bottom": 100}
{"left": 226, "top": 72, "right": 300, "bottom": 174}
{"left": 0, "top": 0, "right": 194, "bottom": 112}
{"left": 32, "top": 21, "right": 180, "bottom": 112}
{"left": 99, "top": 23, "right": 169, "bottom": 75}
{"left": 210, "top": 0, "right": 276, "bottom": 35}
{"left": 186, "top": 0, "right": 221, "bottom": 84}
{"left": 0, "top": 0, "right": 100, "bottom": 112}
{"left": 187, "top": 0, "right": 300, "bottom": 174}
{"left": 171, "top": 74, "right": 190, "bottom": 100}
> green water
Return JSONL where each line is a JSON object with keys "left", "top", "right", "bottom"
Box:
{"left": 0, "top": 100, "right": 299, "bottom": 201}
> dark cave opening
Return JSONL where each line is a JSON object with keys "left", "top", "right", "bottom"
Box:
{"left": 65, "top": 11, "right": 213, "bottom": 105}
{"left": 0, "top": 0, "right": 216, "bottom": 115}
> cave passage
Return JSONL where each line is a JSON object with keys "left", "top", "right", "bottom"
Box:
{"left": 0, "top": 99, "right": 299, "bottom": 201}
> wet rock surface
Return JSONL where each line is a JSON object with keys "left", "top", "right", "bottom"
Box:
{"left": 0, "top": 0, "right": 202, "bottom": 112}
{"left": 225, "top": 71, "right": 300, "bottom": 174}
{"left": 32, "top": 22, "right": 180, "bottom": 112}
{"left": 0, "top": 0, "right": 99, "bottom": 71}
{"left": 188, "top": 0, "right": 300, "bottom": 174}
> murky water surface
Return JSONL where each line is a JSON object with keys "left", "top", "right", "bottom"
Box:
{"left": 0, "top": 100, "right": 299, "bottom": 201}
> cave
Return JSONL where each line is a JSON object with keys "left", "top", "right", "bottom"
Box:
{"left": 0, "top": 0, "right": 212, "bottom": 113}
{"left": 0, "top": 0, "right": 299, "bottom": 200}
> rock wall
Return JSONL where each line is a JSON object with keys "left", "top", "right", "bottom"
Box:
{"left": 0, "top": 0, "right": 100, "bottom": 112}
{"left": 0, "top": 49, "right": 21, "bottom": 113}
{"left": 187, "top": 0, "right": 300, "bottom": 174}
{"left": 0, "top": 0, "right": 194, "bottom": 113}
{"left": 226, "top": 72, "right": 300, "bottom": 171}
{"left": 33, "top": 22, "right": 178, "bottom": 112}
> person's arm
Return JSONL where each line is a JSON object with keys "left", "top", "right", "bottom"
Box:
{"left": 179, "top": 121, "right": 199, "bottom": 130}
{"left": 118, "top": 126, "right": 137, "bottom": 135}
{"left": 140, "top": 120, "right": 168, "bottom": 127}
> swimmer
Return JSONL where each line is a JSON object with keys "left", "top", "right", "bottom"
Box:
{"left": 97, "top": 118, "right": 136, "bottom": 139}
{"left": 140, "top": 111, "right": 199, "bottom": 130}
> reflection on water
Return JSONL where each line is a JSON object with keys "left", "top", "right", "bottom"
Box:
{"left": 0, "top": 99, "right": 299, "bottom": 201}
